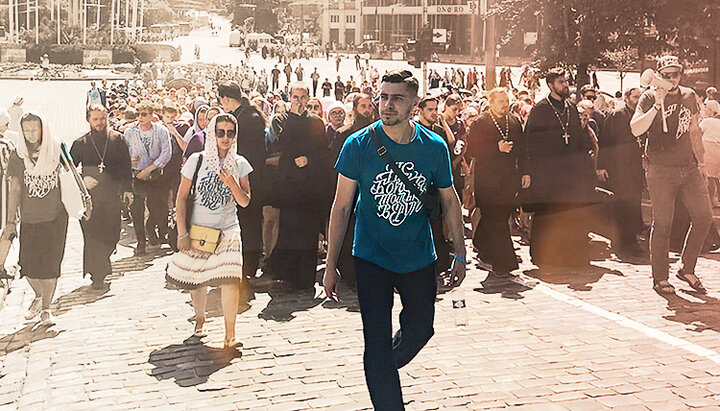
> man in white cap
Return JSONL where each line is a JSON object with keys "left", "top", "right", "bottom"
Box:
{"left": 630, "top": 55, "right": 713, "bottom": 295}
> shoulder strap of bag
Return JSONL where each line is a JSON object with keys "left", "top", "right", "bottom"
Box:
{"left": 368, "top": 123, "right": 431, "bottom": 208}
{"left": 189, "top": 154, "right": 203, "bottom": 198}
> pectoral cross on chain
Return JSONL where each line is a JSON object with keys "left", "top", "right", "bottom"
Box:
{"left": 562, "top": 133, "right": 570, "bottom": 145}
{"left": 98, "top": 162, "right": 106, "bottom": 173}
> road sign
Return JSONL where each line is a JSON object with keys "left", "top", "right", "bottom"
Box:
{"left": 427, "top": 4, "right": 473, "bottom": 15}
{"left": 432, "top": 28, "right": 447, "bottom": 44}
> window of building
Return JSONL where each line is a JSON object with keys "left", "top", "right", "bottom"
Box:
{"left": 346, "top": 15, "right": 356, "bottom": 23}
{"left": 331, "top": 15, "right": 340, "bottom": 23}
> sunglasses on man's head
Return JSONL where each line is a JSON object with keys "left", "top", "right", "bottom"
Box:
{"left": 216, "top": 129, "right": 236, "bottom": 139}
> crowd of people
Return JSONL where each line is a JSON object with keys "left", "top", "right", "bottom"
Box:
{"left": 2, "top": 51, "right": 720, "bottom": 408}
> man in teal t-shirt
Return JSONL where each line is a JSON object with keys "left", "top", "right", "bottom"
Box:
{"left": 324, "top": 70, "right": 467, "bottom": 410}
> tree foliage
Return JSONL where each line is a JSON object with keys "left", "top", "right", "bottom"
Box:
{"left": 494, "top": 0, "right": 720, "bottom": 84}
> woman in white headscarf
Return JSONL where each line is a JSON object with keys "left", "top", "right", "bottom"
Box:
{"left": 167, "top": 114, "right": 253, "bottom": 349}
{"left": 4, "top": 112, "right": 66, "bottom": 325}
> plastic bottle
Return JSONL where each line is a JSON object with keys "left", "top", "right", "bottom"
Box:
{"left": 453, "top": 139, "right": 465, "bottom": 156}
{"left": 451, "top": 288, "right": 468, "bottom": 327}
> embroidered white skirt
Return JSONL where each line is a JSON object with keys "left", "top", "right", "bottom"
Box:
{"left": 166, "top": 228, "right": 243, "bottom": 290}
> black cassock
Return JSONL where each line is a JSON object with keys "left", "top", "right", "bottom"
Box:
{"left": 522, "top": 97, "right": 598, "bottom": 267}
{"left": 597, "top": 104, "right": 645, "bottom": 251}
{"left": 71, "top": 130, "right": 132, "bottom": 283}
{"left": 467, "top": 112, "right": 525, "bottom": 273}
{"left": 265, "top": 111, "right": 329, "bottom": 290}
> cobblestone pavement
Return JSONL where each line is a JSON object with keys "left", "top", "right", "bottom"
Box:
{"left": 1, "top": 217, "right": 720, "bottom": 410}
{"left": 3, "top": 82, "right": 720, "bottom": 410}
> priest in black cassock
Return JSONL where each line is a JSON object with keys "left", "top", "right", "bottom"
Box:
{"left": 522, "top": 69, "right": 598, "bottom": 267}
{"left": 71, "top": 104, "right": 132, "bottom": 289}
{"left": 467, "top": 88, "right": 530, "bottom": 278}
{"left": 265, "top": 82, "right": 329, "bottom": 292}
{"left": 597, "top": 87, "right": 645, "bottom": 259}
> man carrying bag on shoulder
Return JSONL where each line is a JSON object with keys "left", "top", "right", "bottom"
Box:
{"left": 323, "top": 70, "right": 467, "bottom": 410}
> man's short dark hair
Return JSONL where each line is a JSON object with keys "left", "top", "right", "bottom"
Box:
{"left": 418, "top": 96, "right": 439, "bottom": 109}
{"left": 217, "top": 81, "right": 243, "bottom": 102}
{"left": 545, "top": 68, "right": 566, "bottom": 87}
{"left": 381, "top": 69, "right": 419, "bottom": 97}
{"left": 624, "top": 87, "right": 640, "bottom": 99}
{"left": 86, "top": 104, "right": 108, "bottom": 120}
{"left": 352, "top": 93, "right": 372, "bottom": 110}
{"left": 580, "top": 84, "right": 596, "bottom": 96}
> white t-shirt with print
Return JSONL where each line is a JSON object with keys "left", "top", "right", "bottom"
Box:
{"left": 182, "top": 152, "right": 253, "bottom": 231}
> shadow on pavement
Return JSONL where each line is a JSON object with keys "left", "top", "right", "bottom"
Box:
{"left": 320, "top": 288, "right": 360, "bottom": 312}
{"left": 661, "top": 290, "right": 720, "bottom": 333}
{"left": 523, "top": 264, "right": 625, "bottom": 292}
{"left": 0, "top": 323, "right": 63, "bottom": 355}
{"left": 258, "top": 289, "right": 324, "bottom": 322}
{"left": 148, "top": 337, "right": 241, "bottom": 387}
{"left": 474, "top": 275, "right": 534, "bottom": 300}
{"left": 52, "top": 285, "right": 112, "bottom": 316}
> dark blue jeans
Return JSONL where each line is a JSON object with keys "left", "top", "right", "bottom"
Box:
{"left": 646, "top": 163, "right": 712, "bottom": 282}
{"left": 354, "top": 257, "right": 437, "bottom": 411}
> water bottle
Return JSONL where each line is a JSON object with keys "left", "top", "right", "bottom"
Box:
{"left": 451, "top": 288, "right": 468, "bottom": 327}
{"left": 453, "top": 139, "right": 465, "bottom": 156}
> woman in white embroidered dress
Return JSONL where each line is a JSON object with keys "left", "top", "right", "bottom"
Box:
{"left": 4, "top": 112, "right": 67, "bottom": 325}
{"left": 166, "top": 114, "right": 252, "bottom": 349}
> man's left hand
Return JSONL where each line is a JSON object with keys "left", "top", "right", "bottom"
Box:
{"left": 446, "top": 258, "right": 467, "bottom": 288}
{"left": 596, "top": 169, "right": 609, "bottom": 182}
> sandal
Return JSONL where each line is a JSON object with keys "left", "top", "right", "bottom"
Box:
{"left": 193, "top": 318, "right": 206, "bottom": 337}
{"left": 676, "top": 271, "right": 707, "bottom": 294}
{"left": 653, "top": 281, "right": 675, "bottom": 295}
{"left": 223, "top": 337, "right": 243, "bottom": 350}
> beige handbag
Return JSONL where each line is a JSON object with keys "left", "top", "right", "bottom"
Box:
{"left": 189, "top": 225, "right": 221, "bottom": 253}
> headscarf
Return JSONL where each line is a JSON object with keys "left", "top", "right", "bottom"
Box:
{"left": 14, "top": 112, "right": 61, "bottom": 176}
{"left": 326, "top": 101, "right": 346, "bottom": 123}
{"left": 203, "top": 116, "right": 238, "bottom": 177}
{"left": 187, "top": 104, "right": 210, "bottom": 137}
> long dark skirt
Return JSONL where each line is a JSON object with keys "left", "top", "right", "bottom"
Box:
{"left": 80, "top": 201, "right": 121, "bottom": 281}
{"left": 19, "top": 210, "right": 68, "bottom": 279}
{"left": 529, "top": 203, "right": 591, "bottom": 267}
{"left": 473, "top": 204, "right": 518, "bottom": 273}
{"left": 265, "top": 207, "right": 322, "bottom": 290}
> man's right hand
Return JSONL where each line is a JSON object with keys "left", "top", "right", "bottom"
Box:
{"left": 498, "top": 140, "right": 514, "bottom": 153}
{"left": 655, "top": 87, "right": 668, "bottom": 107}
{"left": 323, "top": 266, "right": 340, "bottom": 302}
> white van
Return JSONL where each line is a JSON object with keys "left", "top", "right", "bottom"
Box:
{"left": 244, "top": 33, "right": 282, "bottom": 51}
